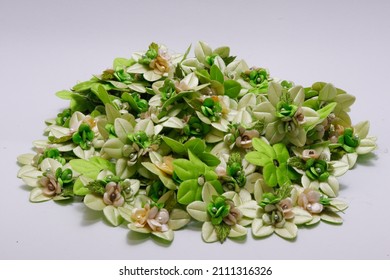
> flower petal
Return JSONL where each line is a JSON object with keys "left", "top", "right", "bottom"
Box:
{"left": 251, "top": 218, "right": 274, "bottom": 238}
{"left": 202, "top": 222, "right": 218, "bottom": 243}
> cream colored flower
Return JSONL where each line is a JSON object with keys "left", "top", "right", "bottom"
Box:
{"left": 147, "top": 207, "right": 170, "bottom": 232}
{"left": 222, "top": 200, "right": 243, "bottom": 226}
{"left": 131, "top": 204, "right": 151, "bottom": 227}
{"left": 235, "top": 128, "right": 259, "bottom": 149}
{"left": 150, "top": 50, "right": 171, "bottom": 74}
{"left": 103, "top": 182, "right": 124, "bottom": 207}
{"left": 298, "top": 189, "right": 323, "bottom": 214}
{"left": 174, "top": 80, "right": 190, "bottom": 93}
{"left": 131, "top": 204, "right": 170, "bottom": 232}
{"left": 155, "top": 155, "right": 174, "bottom": 175}
{"left": 278, "top": 198, "right": 294, "bottom": 219}
{"left": 39, "top": 174, "right": 61, "bottom": 197}
{"left": 302, "top": 149, "right": 320, "bottom": 160}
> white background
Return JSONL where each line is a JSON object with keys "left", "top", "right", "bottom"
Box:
{"left": 1, "top": 0, "right": 389, "bottom": 259}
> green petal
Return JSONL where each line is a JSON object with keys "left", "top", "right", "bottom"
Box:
{"left": 114, "top": 118, "right": 134, "bottom": 143}
{"left": 273, "top": 143, "right": 289, "bottom": 163}
{"left": 177, "top": 179, "right": 202, "bottom": 205}
{"left": 274, "top": 222, "right": 297, "bottom": 239}
{"left": 103, "top": 205, "right": 123, "bottom": 227}
{"left": 252, "top": 138, "right": 276, "bottom": 158}
{"left": 320, "top": 210, "right": 343, "bottom": 224}
{"left": 187, "top": 201, "right": 208, "bottom": 222}
{"left": 173, "top": 159, "right": 198, "bottom": 181}
{"left": 152, "top": 230, "right": 174, "bottom": 242}
{"left": 128, "top": 223, "right": 151, "bottom": 234}
{"left": 318, "top": 83, "right": 337, "bottom": 101}
{"left": 18, "top": 165, "right": 42, "bottom": 187}
{"left": 102, "top": 138, "right": 125, "bottom": 159}
{"left": 202, "top": 222, "right": 218, "bottom": 243}
{"left": 168, "top": 209, "right": 191, "bottom": 230}
{"left": 320, "top": 176, "right": 339, "bottom": 197}
{"left": 202, "top": 182, "right": 219, "bottom": 203}
{"left": 292, "top": 207, "right": 313, "bottom": 225}
{"left": 252, "top": 218, "right": 274, "bottom": 238}
{"left": 229, "top": 224, "right": 247, "bottom": 238}
{"left": 30, "top": 188, "right": 51, "bottom": 202}
{"left": 84, "top": 193, "right": 106, "bottom": 211}
{"left": 356, "top": 138, "right": 377, "bottom": 154}
{"left": 263, "top": 163, "right": 277, "bottom": 187}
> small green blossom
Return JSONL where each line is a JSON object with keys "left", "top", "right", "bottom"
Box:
{"left": 207, "top": 196, "right": 231, "bottom": 225}
{"left": 72, "top": 123, "right": 94, "bottom": 150}
{"left": 201, "top": 97, "right": 222, "bottom": 122}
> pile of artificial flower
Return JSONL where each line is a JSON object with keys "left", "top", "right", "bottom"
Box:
{"left": 17, "top": 42, "right": 377, "bottom": 243}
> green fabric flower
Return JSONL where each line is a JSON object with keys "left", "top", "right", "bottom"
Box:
{"left": 245, "top": 137, "right": 290, "bottom": 187}
{"left": 207, "top": 196, "right": 231, "bottom": 225}
{"left": 72, "top": 123, "right": 94, "bottom": 150}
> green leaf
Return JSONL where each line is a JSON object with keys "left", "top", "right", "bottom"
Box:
{"left": 196, "top": 69, "right": 211, "bottom": 84}
{"left": 273, "top": 143, "right": 289, "bottom": 163}
{"left": 70, "top": 157, "right": 113, "bottom": 179}
{"left": 173, "top": 159, "right": 197, "bottom": 181}
{"left": 70, "top": 94, "right": 94, "bottom": 114}
{"left": 276, "top": 163, "right": 290, "bottom": 187}
{"left": 161, "top": 91, "right": 193, "bottom": 111}
{"left": 210, "top": 80, "right": 224, "bottom": 95}
{"left": 72, "top": 80, "right": 98, "bottom": 92}
{"left": 177, "top": 179, "right": 202, "bottom": 205}
{"left": 73, "top": 177, "right": 90, "bottom": 196}
{"left": 245, "top": 151, "right": 269, "bottom": 167}
{"left": 214, "top": 222, "right": 231, "bottom": 243}
{"left": 89, "top": 157, "right": 115, "bottom": 174}
{"left": 113, "top": 57, "right": 134, "bottom": 69}
{"left": 263, "top": 162, "right": 278, "bottom": 187}
{"left": 55, "top": 90, "right": 73, "bottom": 100}
{"left": 184, "top": 138, "right": 206, "bottom": 155}
{"left": 210, "top": 64, "right": 224, "bottom": 84}
{"left": 317, "top": 102, "right": 337, "bottom": 120}
{"left": 103, "top": 205, "right": 123, "bottom": 227}
{"left": 162, "top": 136, "right": 186, "bottom": 155}
{"left": 121, "top": 92, "right": 141, "bottom": 113}
{"left": 252, "top": 138, "right": 276, "bottom": 160}
{"left": 92, "top": 84, "right": 112, "bottom": 105}
{"left": 224, "top": 80, "right": 241, "bottom": 98}
{"left": 198, "top": 152, "right": 221, "bottom": 167}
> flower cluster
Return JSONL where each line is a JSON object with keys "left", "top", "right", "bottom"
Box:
{"left": 17, "top": 41, "right": 376, "bottom": 243}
